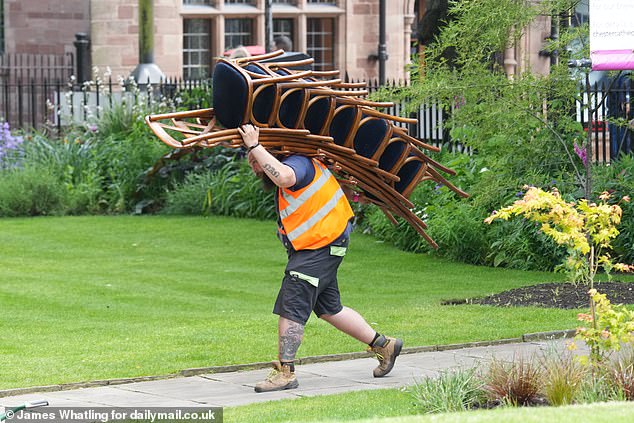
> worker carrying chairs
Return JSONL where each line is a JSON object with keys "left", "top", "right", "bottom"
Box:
{"left": 145, "top": 50, "right": 468, "bottom": 248}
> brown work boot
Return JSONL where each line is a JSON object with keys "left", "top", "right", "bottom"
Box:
{"left": 254, "top": 361, "right": 299, "bottom": 393}
{"left": 368, "top": 335, "right": 403, "bottom": 377}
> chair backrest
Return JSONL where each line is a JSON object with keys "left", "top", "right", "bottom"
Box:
{"left": 277, "top": 88, "right": 308, "bottom": 129}
{"left": 329, "top": 104, "right": 361, "bottom": 146}
{"left": 304, "top": 95, "right": 335, "bottom": 135}
{"left": 212, "top": 61, "right": 252, "bottom": 129}
{"left": 378, "top": 137, "right": 410, "bottom": 173}
{"left": 352, "top": 116, "right": 391, "bottom": 161}
{"left": 394, "top": 155, "right": 427, "bottom": 198}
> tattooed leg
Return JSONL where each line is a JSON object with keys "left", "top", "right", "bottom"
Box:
{"left": 278, "top": 317, "right": 305, "bottom": 362}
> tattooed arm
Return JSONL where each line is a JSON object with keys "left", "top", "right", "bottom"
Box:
{"left": 239, "top": 124, "right": 297, "bottom": 188}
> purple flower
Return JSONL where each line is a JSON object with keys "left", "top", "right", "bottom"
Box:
{"left": 0, "top": 122, "right": 24, "bottom": 166}
{"left": 574, "top": 141, "right": 587, "bottom": 166}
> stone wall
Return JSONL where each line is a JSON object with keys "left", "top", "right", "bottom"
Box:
{"left": 90, "top": 0, "right": 182, "bottom": 79}
{"left": 4, "top": 0, "right": 90, "bottom": 55}
{"left": 343, "top": 0, "right": 414, "bottom": 82}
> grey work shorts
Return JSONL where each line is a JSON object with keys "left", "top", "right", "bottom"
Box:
{"left": 273, "top": 237, "right": 348, "bottom": 325}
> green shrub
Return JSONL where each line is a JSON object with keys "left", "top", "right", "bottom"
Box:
{"left": 12, "top": 125, "right": 168, "bottom": 215}
{"left": 425, "top": 201, "right": 491, "bottom": 264}
{"left": 0, "top": 165, "right": 67, "bottom": 216}
{"left": 487, "top": 219, "right": 565, "bottom": 271}
{"left": 593, "top": 155, "right": 634, "bottom": 264}
{"left": 163, "top": 171, "right": 217, "bottom": 215}
{"left": 164, "top": 159, "right": 275, "bottom": 220}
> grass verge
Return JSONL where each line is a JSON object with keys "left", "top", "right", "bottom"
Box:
{"left": 225, "top": 388, "right": 634, "bottom": 423}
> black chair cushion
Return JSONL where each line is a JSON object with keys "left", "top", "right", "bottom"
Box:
{"left": 378, "top": 139, "right": 407, "bottom": 172}
{"left": 244, "top": 64, "right": 266, "bottom": 75}
{"left": 329, "top": 105, "right": 357, "bottom": 146}
{"left": 353, "top": 117, "right": 388, "bottom": 159}
{"left": 395, "top": 156, "right": 423, "bottom": 194}
{"left": 279, "top": 89, "right": 306, "bottom": 128}
{"left": 212, "top": 62, "right": 249, "bottom": 129}
{"left": 304, "top": 96, "right": 332, "bottom": 135}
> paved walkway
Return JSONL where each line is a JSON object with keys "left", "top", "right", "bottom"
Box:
{"left": 0, "top": 337, "right": 582, "bottom": 409}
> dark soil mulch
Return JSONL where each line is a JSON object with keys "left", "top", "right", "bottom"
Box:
{"left": 441, "top": 281, "right": 634, "bottom": 309}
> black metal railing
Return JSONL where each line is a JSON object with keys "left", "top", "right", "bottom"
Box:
{"left": 0, "top": 75, "right": 212, "bottom": 133}
{"left": 577, "top": 77, "right": 633, "bottom": 162}
{"left": 1, "top": 69, "right": 632, "bottom": 163}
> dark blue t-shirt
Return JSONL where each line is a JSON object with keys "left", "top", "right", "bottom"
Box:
{"left": 282, "top": 155, "right": 315, "bottom": 191}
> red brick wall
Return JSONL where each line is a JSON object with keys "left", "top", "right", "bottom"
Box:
{"left": 4, "top": 0, "right": 90, "bottom": 55}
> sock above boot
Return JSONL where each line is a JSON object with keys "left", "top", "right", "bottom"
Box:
{"left": 370, "top": 334, "right": 388, "bottom": 348}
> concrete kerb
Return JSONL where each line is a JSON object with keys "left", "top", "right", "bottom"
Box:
{"left": 0, "top": 328, "right": 577, "bottom": 399}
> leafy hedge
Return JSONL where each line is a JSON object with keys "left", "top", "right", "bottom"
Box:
{"left": 361, "top": 150, "right": 634, "bottom": 272}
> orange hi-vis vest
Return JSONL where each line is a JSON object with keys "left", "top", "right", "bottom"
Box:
{"left": 277, "top": 159, "right": 354, "bottom": 251}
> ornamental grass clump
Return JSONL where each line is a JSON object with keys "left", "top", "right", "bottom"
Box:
{"left": 608, "top": 346, "right": 634, "bottom": 401}
{"left": 410, "top": 367, "right": 485, "bottom": 413}
{"left": 482, "top": 355, "right": 543, "bottom": 406}
{"left": 541, "top": 350, "right": 586, "bottom": 406}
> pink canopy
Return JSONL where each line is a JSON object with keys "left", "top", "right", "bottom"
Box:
{"left": 591, "top": 49, "right": 634, "bottom": 71}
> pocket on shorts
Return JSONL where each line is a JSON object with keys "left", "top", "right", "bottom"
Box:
{"left": 329, "top": 246, "right": 347, "bottom": 257}
{"left": 289, "top": 271, "right": 319, "bottom": 288}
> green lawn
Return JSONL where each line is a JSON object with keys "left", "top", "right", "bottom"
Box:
{"left": 0, "top": 215, "right": 622, "bottom": 390}
{"left": 225, "top": 388, "right": 634, "bottom": 423}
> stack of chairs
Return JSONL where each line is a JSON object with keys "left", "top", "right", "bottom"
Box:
{"left": 145, "top": 50, "right": 468, "bottom": 248}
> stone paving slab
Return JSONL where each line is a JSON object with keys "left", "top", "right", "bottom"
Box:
{"left": 0, "top": 338, "right": 581, "bottom": 409}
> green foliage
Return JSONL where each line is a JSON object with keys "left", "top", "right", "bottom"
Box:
{"left": 363, "top": 0, "right": 605, "bottom": 271}
{"left": 164, "top": 159, "right": 275, "bottom": 220}
{"left": 593, "top": 155, "right": 634, "bottom": 263}
{"left": 0, "top": 165, "right": 67, "bottom": 216}
{"left": 488, "top": 219, "right": 565, "bottom": 271}
{"left": 176, "top": 84, "right": 213, "bottom": 110}
{"left": 575, "top": 289, "right": 634, "bottom": 365}
{"left": 577, "top": 372, "right": 625, "bottom": 404}
{"left": 410, "top": 367, "right": 485, "bottom": 413}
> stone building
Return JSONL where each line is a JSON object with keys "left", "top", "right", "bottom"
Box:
{"left": 0, "top": 0, "right": 565, "bottom": 81}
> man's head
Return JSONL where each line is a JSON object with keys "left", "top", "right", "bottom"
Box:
{"left": 247, "top": 152, "right": 276, "bottom": 191}
{"left": 274, "top": 36, "right": 293, "bottom": 52}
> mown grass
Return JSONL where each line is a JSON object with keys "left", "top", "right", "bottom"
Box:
{"left": 2, "top": 215, "right": 628, "bottom": 389}
{"left": 225, "top": 388, "right": 634, "bottom": 423}
{"left": 356, "top": 401, "right": 634, "bottom": 423}
{"left": 224, "top": 388, "right": 417, "bottom": 422}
